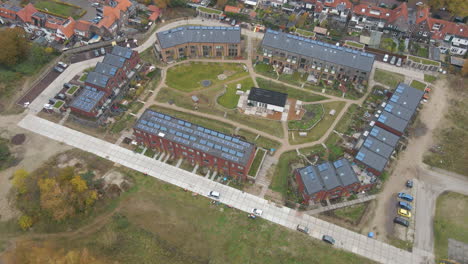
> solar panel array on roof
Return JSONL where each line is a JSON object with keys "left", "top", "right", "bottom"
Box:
{"left": 134, "top": 109, "right": 255, "bottom": 166}
{"left": 111, "top": 45, "right": 134, "bottom": 59}
{"left": 157, "top": 26, "right": 241, "bottom": 49}
{"left": 70, "top": 86, "right": 105, "bottom": 113}
{"left": 85, "top": 72, "right": 110, "bottom": 88}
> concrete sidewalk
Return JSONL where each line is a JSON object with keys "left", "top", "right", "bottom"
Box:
{"left": 18, "top": 114, "right": 430, "bottom": 264}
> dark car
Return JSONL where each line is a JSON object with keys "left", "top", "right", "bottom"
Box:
{"left": 63, "top": 83, "right": 72, "bottom": 89}
{"left": 393, "top": 217, "right": 409, "bottom": 227}
{"left": 398, "top": 192, "right": 414, "bottom": 202}
{"left": 398, "top": 201, "right": 412, "bottom": 211}
{"left": 406, "top": 180, "right": 413, "bottom": 188}
{"left": 322, "top": 235, "right": 335, "bottom": 245}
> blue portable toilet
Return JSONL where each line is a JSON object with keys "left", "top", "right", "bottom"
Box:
{"left": 368, "top": 232, "right": 374, "bottom": 238}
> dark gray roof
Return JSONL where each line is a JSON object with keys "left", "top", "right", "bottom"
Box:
{"left": 355, "top": 147, "right": 388, "bottom": 172}
{"left": 135, "top": 110, "right": 256, "bottom": 166}
{"left": 70, "top": 86, "right": 105, "bottom": 112}
{"left": 376, "top": 112, "right": 408, "bottom": 133}
{"left": 389, "top": 83, "right": 424, "bottom": 112}
{"left": 157, "top": 26, "right": 241, "bottom": 49}
{"left": 111, "top": 45, "right": 134, "bottom": 59}
{"left": 94, "top": 62, "right": 119, "bottom": 77}
{"left": 333, "top": 159, "right": 359, "bottom": 187}
{"left": 363, "top": 136, "right": 394, "bottom": 158}
{"left": 102, "top": 53, "right": 126, "bottom": 68}
{"left": 1, "top": 4, "right": 21, "bottom": 12}
{"left": 317, "top": 162, "right": 341, "bottom": 190}
{"left": 247, "top": 87, "right": 288, "bottom": 107}
{"left": 297, "top": 166, "right": 324, "bottom": 195}
{"left": 33, "top": 12, "right": 46, "bottom": 19}
{"left": 383, "top": 102, "right": 414, "bottom": 121}
{"left": 262, "top": 29, "right": 375, "bottom": 72}
{"left": 368, "top": 126, "right": 400, "bottom": 147}
{"left": 85, "top": 71, "right": 110, "bottom": 88}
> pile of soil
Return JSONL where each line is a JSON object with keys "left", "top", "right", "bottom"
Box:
{"left": 11, "top": 134, "right": 26, "bottom": 145}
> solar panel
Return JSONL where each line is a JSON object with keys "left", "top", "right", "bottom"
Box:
{"left": 333, "top": 160, "right": 343, "bottom": 168}
{"left": 236, "top": 152, "right": 244, "bottom": 158}
{"left": 384, "top": 104, "right": 394, "bottom": 112}
{"left": 356, "top": 152, "right": 365, "bottom": 161}
{"left": 189, "top": 136, "right": 196, "bottom": 141}
{"left": 318, "top": 163, "right": 329, "bottom": 172}
{"left": 364, "top": 139, "right": 373, "bottom": 148}
{"left": 226, "top": 136, "right": 232, "bottom": 141}
{"left": 182, "top": 134, "right": 189, "bottom": 139}
{"left": 218, "top": 133, "right": 225, "bottom": 139}
{"left": 178, "top": 120, "right": 184, "bottom": 125}
{"left": 214, "top": 144, "right": 221, "bottom": 150}
{"left": 207, "top": 142, "right": 214, "bottom": 148}
{"left": 164, "top": 116, "right": 171, "bottom": 121}
{"left": 377, "top": 115, "right": 387, "bottom": 123}
{"left": 229, "top": 149, "right": 236, "bottom": 155}
{"left": 232, "top": 138, "right": 239, "bottom": 143}
{"left": 370, "top": 127, "right": 379, "bottom": 137}
{"left": 197, "top": 126, "right": 204, "bottom": 131}
{"left": 222, "top": 147, "right": 229, "bottom": 152}
{"left": 160, "top": 127, "right": 167, "bottom": 131}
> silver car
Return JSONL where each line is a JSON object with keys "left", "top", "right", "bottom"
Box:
{"left": 390, "top": 56, "right": 396, "bottom": 65}
{"left": 396, "top": 57, "right": 402, "bottom": 67}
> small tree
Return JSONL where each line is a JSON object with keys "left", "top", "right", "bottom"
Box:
{"left": 18, "top": 215, "right": 33, "bottom": 230}
{"left": 12, "top": 169, "right": 30, "bottom": 194}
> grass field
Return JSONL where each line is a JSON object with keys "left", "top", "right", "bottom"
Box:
{"left": 166, "top": 62, "right": 248, "bottom": 92}
{"left": 110, "top": 114, "right": 136, "bottom": 134}
{"left": 256, "top": 78, "right": 328, "bottom": 102}
{"left": 237, "top": 129, "right": 281, "bottom": 150}
{"left": 289, "top": 102, "right": 346, "bottom": 145}
{"left": 248, "top": 149, "right": 266, "bottom": 177}
{"left": 434, "top": 192, "right": 468, "bottom": 261}
{"left": 374, "top": 69, "right": 405, "bottom": 88}
{"left": 332, "top": 203, "right": 366, "bottom": 223}
{"left": 217, "top": 77, "right": 254, "bottom": 109}
{"left": 410, "top": 80, "right": 426, "bottom": 91}
{"left": 65, "top": 171, "right": 375, "bottom": 263}
{"left": 34, "top": 0, "right": 83, "bottom": 19}
{"left": 408, "top": 56, "right": 440, "bottom": 66}
{"left": 288, "top": 104, "right": 323, "bottom": 130}
{"left": 423, "top": 77, "right": 468, "bottom": 176}
{"left": 424, "top": 74, "right": 437, "bottom": 83}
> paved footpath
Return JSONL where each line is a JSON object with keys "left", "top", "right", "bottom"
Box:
{"left": 18, "top": 114, "right": 430, "bottom": 264}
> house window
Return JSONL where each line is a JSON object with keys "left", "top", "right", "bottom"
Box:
{"left": 229, "top": 44, "right": 238, "bottom": 56}
{"left": 202, "top": 46, "right": 212, "bottom": 56}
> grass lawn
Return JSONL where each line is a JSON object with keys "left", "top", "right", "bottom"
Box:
{"left": 34, "top": 0, "right": 83, "bottom": 19}
{"left": 197, "top": 6, "right": 222, "bottom": 14}
{"left": 416, "top": 47, "right": 429, "bottom": 58}
{"left": 256, "top": 78, "right": 328, "bottom": 102}
{"left": 66, "top": 86, "right": 79, "bottom": 95}
{"left": 166, "top": 62, "right": 248, "bottom": 92}
{"left": 129, "top": 101, "right": 144, "bottom": 114}
{"left": 23, "top": 169, "right": 376, "bottom": 264}
{"left": 143, "top": 148, "right": 156, "bottom": 158}
{"left": 295, "top": 28, "right": 315, "bottom": 37}
{"left": 434, "top": 192, "right": 468, "bottom": 261}
{"left": 410, "top": 80, "right": 426, "bottom": 91}
{"left": 237, "top": 129, "right": 281, "bottom": 150}
{"left": 288, "top": 104, "right": 323, "bottom": 130}
{"left": 424, "top": 74, "right": 437, "bottom": 83}
{"left": 134, "top": 145, "right": 145, "bottom": 153}
{"left": 270, "top": 145, "right": 326, "bottom": 199}
{"left": 53, "top": 100, "right": 64, "bottom": 108}
{"left": 408, "top": 56, "right": 440, "bottom": 66}
{"left": 110, "top": 114, "right": 136, "bottom": 134}
{"left": 289, "top": 102, "right": 346, "bottom": 145}
{"left": 217, "top": 77, "right": 254, "bottom": 109}
{"left": 332, "top": 203, "right": 366, "bottom": 223}
{"left": 79, "top": 73, "right": 88, "bottom": 82}
{"left": 248, "top": 149, "right": 266, "bottom": 177}
{"left": 380, "top": 38, "right": 396, "bottom": 53}
{"left": 345, "top": 41, "right": 364, "bottom": 49}
{"left": 373, "top": 69, "right": 405, "bottom": 88}
{"left": 225, "top": 111, "right": 284, "bottom": 138}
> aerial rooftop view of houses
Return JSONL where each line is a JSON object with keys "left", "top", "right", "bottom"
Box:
{"left": 0, "top": 0, "right": 467, "bottom": 263}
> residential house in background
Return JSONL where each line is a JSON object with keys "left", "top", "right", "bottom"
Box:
{"left": 155, "top": 26, "right": 241, "bottom": 62}
{"left": 259, "top": 29, "right": 375, "bottom": 83}
{"left": 133, "top": 110, "right": 257, "bottom": 180}
{"left": 295, "top": 158, "right": 372, "bottom": 203}
{"left": 247, "top": 87, "right": 288, "bottom": 112}
{"left": 350, "top": 2, "right": 409, "bottom": 35}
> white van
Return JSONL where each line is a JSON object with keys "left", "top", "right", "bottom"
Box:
{"left": 208, "top": 191, "right": 220, "bottom": 199}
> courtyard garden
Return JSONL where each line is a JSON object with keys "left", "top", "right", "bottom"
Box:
{"left": 410, "top": 80, "right": 426, "bottom": 91}
{"left": 217, "top": 77, "right": 254, "bottom": 109}
{"left": 288, "top": 104, "right": 324, "bottom": 130}
{"left": 373, "top": 69, "right": 405, "bottom": 88}
{"left": 166, "top": 62, "right": 248, "bottom": 92}
{"left": 32, "top": 0, "right": 84, "bottom": 19}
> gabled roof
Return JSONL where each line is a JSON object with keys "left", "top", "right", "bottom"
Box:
{"left": 0, "top": 4, "right": 22, "bottom": 13}
{"left": 147, "top": 5, "right": 160, "bottom": 12}
{"left": 58, "top": 17, "right": 76, "bottom": 38}
{"left": 103, "top": 53, "right": 126, "bottom": 68}
{"left": 415, "top": 7, "right": 468, "bottom": 39}
{"left": 116, "top": 0, "right": 132, "bottom": 12}
{"left": 16, "top": 3, "right": 38, "bottom": 23}
{"left": 247, "top": 87, "right": 288, "bottom": 107}
{"left": 75, "top": 20, "right": 91, "bottom": 32}
{"left": 225, "top": 5, "right": 241, "bottom": 13}
{"left": 323, "top": 0, "right": 351, "bottom": 9}
{"left": 94, "top": 62, "right": 119, "bottom": 76}
{"left": 355, "top": 147, "right": 388, "bottom": 172}
{"left": 262, "top": 30, "right": 375, "bottom": 72}
{"left": 70, "top": 86, "right": 105, "bottom": 113}
{"left": 353, "top": 3, "right": 390, "bottom": 19}
{"left": 367, "top": 126, "right": 400, "bottom": 148}
{"left": 148, "top": 10, "right": 160, "bottom": 21}
{"left": 85, "top": 72, "right": 111, "bottom": 88}
{"left": 157, "top": 26, "right": 241, "bottom": 49}
{"left": 387, "top": 2, "right": 408, "bottom": 24}
{"left": 111, "top": 45, "right": 134, "bottom": 59}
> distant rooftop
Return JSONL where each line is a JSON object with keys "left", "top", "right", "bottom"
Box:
{"left": 367, "top": 126, "right": 400, "bottom": 148}
{"left": 85, "top": 71, "right": 110, "bottom": 88}
{"left": 70, "top": 86, "right": 106, "bottom": 113}
{"left": 102, "top": 53, "right": 126, "bottom": 68}
{"left": 262, "top": 29, "right": 375, "bottom": 72}
{"left": 355, "top": 147, "right": 388, "bottom": 172}
{"left": 111, "top": 45, "right": 134, "bottom": 59}
{"left": 94, "top": 62, "right": 119, "bottom": 77}
{"left": 157, "top": 26, "right": 241, "bottom": 49}
{"left": 134, "top": 109, "right": 256, "bottom": 166}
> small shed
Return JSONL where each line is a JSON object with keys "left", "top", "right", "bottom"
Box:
{"left": 329, "top": 109, "right": 336, "bottom": 116}
{"left": 236, "top": 83, "right": 242, "bottom": 90}
{"left": 191, "top": 95, "right": 199, "bottom": 103}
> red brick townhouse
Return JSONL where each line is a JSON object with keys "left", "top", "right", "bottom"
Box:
{"left": 110, "top": 45, "right": 141, "bottom": 74}
{"left": 0, "top": 3, "right": 21, "bottom": 20}
{"left": 134, "top": 109, "right": 257, "bottom": 180}
{"left": 69, "top": 86, "right": 108, "bottom": 118}
{"left": 295, "top": 159, "right": 373, "bottom": 203}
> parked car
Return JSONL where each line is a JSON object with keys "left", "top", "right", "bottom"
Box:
{"left": 383, "top": 54, "right": 389, "bottom": 62}
{"left": 296, "top": 224, "right": 309, "bottom": 234}
{"left": 208, "top": 191, "right": 220, "bottom": 199}
{"left": 53, "top": 66, "right": 64, "bottom": 73}
{"left": 393, "top": 217, "right": 409, "bottom": 227}
{"left": 390, "top": 56, "right": 396, "bottom": 65}
{"left": 398, "top": 208, "right": 411, "bottom": 218}
{"left": 91, "top": 2, "right": 100, "bottom": 7}
{"left": 406, "top": 180, "right": 413, "bottom": 188}
{"left": 322, "top": 235, "right": 335, "bottom": 245}
{"left": 63, "top": 83, "right": 72, "bottom": 89}
{"left": 94, "top": 50, "right": 100, "bottom": 57}
{"left": 57, "top": 61, "right": 68, "bottom": 68}
{"left": 398, "top": 192, "right": 413, "bottom": 202}
{"left": 396, "top": 57, "right": 402, "bottom": 67}
{"left": 231, "top": 19, "right": 236, "bottom": 26}
{"left": 398, "top": 201, "right": 412, "bottom": 211}
{"left": 100, "top": 47, "right": 106, "bottom": 55}
{"left": 251, "top": 208, "right": 263, "bottom": 216}
{"left": 55, "top": 93, "right": 66, "bottom": 100}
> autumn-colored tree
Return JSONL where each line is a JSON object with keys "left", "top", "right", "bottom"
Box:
{"left": 297, "top": 12, "right": 308, "bottom": 27}
{"left": 429, "top": 0, "right": 468, "bottom": 17}
{"left": 154, "top": 0, "right": 169, "bottom": 8}
{"left": 288, "top": 14, "right": 296, "bottom": 22}
{"left": 0, "top": 28, "right": 29, "bottom": 67}
{"left": 216, "top": 0, "right": 228, "bottom": 8}
{"left": 18, "top": 215, "right": 33, "bottom": 230}
{"left": 12, "top": 169, "right": 30, "bottom": 194}
{"left": 39, "top": 178, "right": 75, "bottom": 221}
{"left": 462, "top": 59, "right": 468, "bottom": 77}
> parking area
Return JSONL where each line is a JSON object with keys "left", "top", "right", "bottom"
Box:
{"left": 17, "top": 70, "right": 61, "bottom": 106}
{"left": 392, "top": 179, "right": 418, "bottom": 243}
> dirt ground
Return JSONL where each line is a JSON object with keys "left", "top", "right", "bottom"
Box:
{"left": 364, "top": 77, "right": 450, "bottom": 241}
{"left": 0, "top": 113, "right": 71, "bottom": 221}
